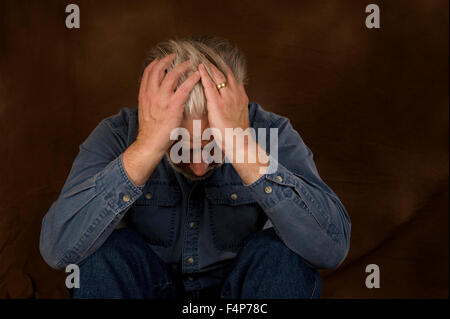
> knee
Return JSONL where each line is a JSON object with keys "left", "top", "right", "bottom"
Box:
{"left": 78, "top": 228, "right": 153, "bottom": 268}
{"left": 98, "top": 228, "right": 147, "bottom": 252}
{"left": 238, "top": 228, "right": 309, "bottom": 274}
{"left": 239, "top": 228, "right": 322, "bottom": 297}
{"left": 71, "top": 229, "right": 176, "bottom": 299}
{"left": 241, "top": 227, "right": 292, "bottom": 259}
{"left": 230, "top": 228, "right": 322, "bottom": 298}
{"left": 242, "top": 228, "right": 317, "bottom": 270}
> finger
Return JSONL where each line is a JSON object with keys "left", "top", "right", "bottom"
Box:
{"left": 172, "top": 70, "right": 201, "bottom": 105}
{"left": 147, "top": 53, "right": 176, "bottom": 92}
{"left": 223, "top": 63, "right": 239, "bottom": 88}
{"left": 238, "top": 82, "right": 246, "bottom": 95}
{"left": 160, "top": 59, "right": 192, "bottom": 94}
{"left": 204, "top": 60, "right": 233, "bottom": 97}
{"left": 204, "top": 60, "right": 227, "bottom": 85}
{"left": 199, "top": 63, "right": 221, "bottom": 102}
{"left": 139, "top": 58, "right": 158, "bottom": 98}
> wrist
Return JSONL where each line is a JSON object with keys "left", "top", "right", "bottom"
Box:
{"left": 123, "top": 140, "right": 165, "bottom": 186}
{"left": 133, "top": 136, "right": 166, "bottom": 159}
{"left": 230, "top": 139, "right": 269, "bottom": 185}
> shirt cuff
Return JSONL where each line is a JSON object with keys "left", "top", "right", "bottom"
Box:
{"left": 245, "top": 156, "right": 299, "bottom": 211}
{"left": 95, "top": 153, "right": 144, "bottom": 215}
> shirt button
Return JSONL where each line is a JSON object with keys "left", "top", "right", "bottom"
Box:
{"left": 188, "top": 276, "right": 194, "bottom": 281}
{"left": 189, "top": 222, "right": 196, "bottom": 228}
{"left": 230, "top": 193, "right": 238, "bottom": 200}
{"left": 122, "top": 194, "right": 131, "bottom": 202}
{"left": 145, "top": 193, "right": 152, "bottom": 199}
{"left": 276, "top": 175, "right": 283, "bottom": 183}
{"left": 264, "top": 186, "right": 272, "bottom": 194}
{"left": 187, "top": 257, "right": 194, "bottom": 264}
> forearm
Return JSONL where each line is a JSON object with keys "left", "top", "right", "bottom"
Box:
{"left": 40, "top": 153, "right": 144, "bottom": 269}
{"left": 229, "top": 136, "right": 269, "bottom": 185}
{"left": 245, "top": 159, "right": 351, "bottom": 269}
{"left": 122, "top": 139, "right": 165, "bottom": 186}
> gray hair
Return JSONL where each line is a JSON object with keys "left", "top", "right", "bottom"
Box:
{"left": 143, "top": 35, "right": 247, "bottom": 117}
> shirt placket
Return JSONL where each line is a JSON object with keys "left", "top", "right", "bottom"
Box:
{"left": 182, "top": 182, "right": 202, "bottom": 290}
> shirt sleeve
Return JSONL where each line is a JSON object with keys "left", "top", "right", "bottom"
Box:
{"left": 39, "top": 116, "right": 143, "bottom": 269}
{"left": 245, "top": 117, "right": 351, "bottom": 269}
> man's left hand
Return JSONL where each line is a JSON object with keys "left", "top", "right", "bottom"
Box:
{"left": 198, "top": 61, "right": 250, "bottom": 147}
{"left": 198, "top": 61, "right": 269, "bottom": 185}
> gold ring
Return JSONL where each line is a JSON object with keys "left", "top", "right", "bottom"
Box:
{"left": 216, "top": 82, "right": 227, "bottom": 90}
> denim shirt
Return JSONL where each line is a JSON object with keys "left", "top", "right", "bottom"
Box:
{"left": 40, "top": 102, "right": 351, "bottom": 291}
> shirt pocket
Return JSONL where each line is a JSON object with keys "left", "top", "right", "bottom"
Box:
{"left": 205, "top": 185, "right": 266, "bottom": 251}
{"left": 128, "top": 183, "right": 181, "bottom": 247}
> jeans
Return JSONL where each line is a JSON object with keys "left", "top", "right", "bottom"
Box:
{"left": 70, "top": 228, "right": 321, "bottom": 299}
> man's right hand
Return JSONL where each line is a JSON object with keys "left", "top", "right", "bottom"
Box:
{"left": 123, "top": 53, "right": 200, "bottom": 186}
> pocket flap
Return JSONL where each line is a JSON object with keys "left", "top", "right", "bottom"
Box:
{"left": 135, "top": 183, "right": 180, "bottom": 207}
{"left": 205, "top": 185, "right": 257, "bottom": 206}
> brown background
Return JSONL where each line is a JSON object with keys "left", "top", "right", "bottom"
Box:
{"left": 0, "top": 0, "right": 448, "bottom": 298}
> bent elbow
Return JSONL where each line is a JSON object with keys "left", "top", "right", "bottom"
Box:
{"left": 324, "top": 243, "right": 350, "bottom": 269}
{"left": 39, "top": 214, "right": 70, "bottom": 270}
{"left": 39, "top": 237, "right": 65, "bottom": 270}
{"left": 322, "top": 213, "right": 351, "bottom": 269}
{"left": 319, "top": 233, "right": 351, "bottom": 270}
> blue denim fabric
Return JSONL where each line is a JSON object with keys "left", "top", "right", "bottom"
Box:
{"left": 40, "top": 103, "right": 351, "bottom": 292}
{"left": 71, "top": 228, "right": 321, "bottom": 299}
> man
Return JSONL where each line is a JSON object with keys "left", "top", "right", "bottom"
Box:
{"left": 40, "top": 36, "right": 351, "bottom": 299}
